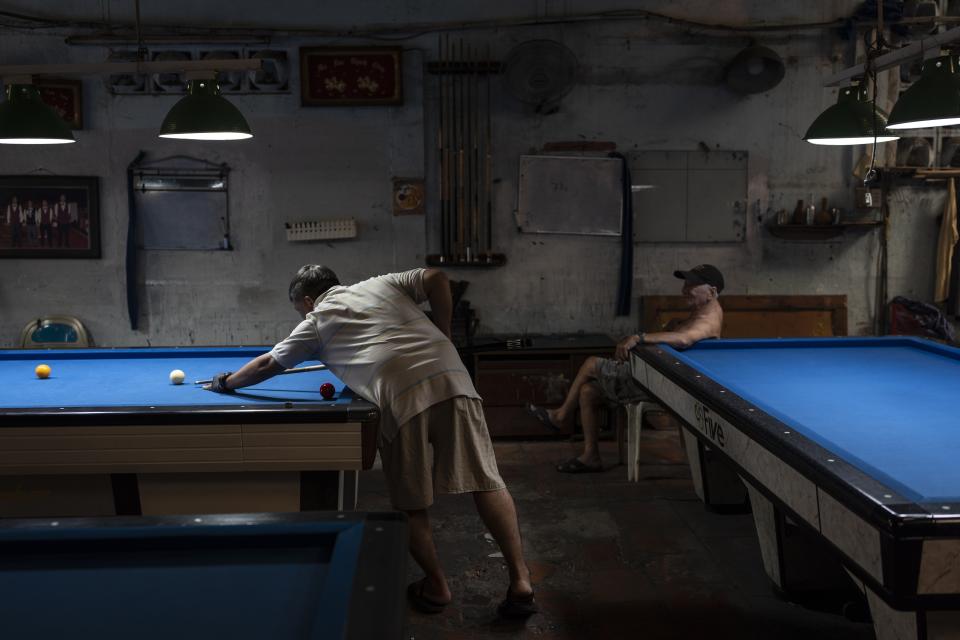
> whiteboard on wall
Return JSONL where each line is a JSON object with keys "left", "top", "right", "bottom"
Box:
{"left": 630, "top": 150, "right": 747, "bottom": 243}
{"left": 515, "top": 155, "right": 623, "bottom": 236}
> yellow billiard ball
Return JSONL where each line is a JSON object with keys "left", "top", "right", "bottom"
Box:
{"left": 35, "top": 364, "right": 51, "bottom": 379}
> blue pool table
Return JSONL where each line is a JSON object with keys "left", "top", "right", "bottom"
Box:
{"left": 0, "top": 347, "right": 380, "bottom": 518}
{"left": 0, "top": 511, "right": 407, "bottom": 639}
{"left": 631, "top": 337, "right": 960, "bottom": 640}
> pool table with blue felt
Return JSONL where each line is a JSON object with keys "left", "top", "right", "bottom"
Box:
{"left": 0, "top": 347, "right": 380, "bottom": 518}
{"left": 0, "top": 511, "right": 407, "bottom": 640}
{"left": 631, "top": 337, "right": 960, "bottom": 640}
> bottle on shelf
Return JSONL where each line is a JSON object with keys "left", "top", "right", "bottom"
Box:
{"left": 814, "top": 196, "right": 834, "bottom": 225}
{"left": 791, "top": 199, "right": 805, "bottom": 225}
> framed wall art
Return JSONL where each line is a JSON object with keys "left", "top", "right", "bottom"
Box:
{"left": 0, "top": 176, "right": 100, "bottom": 258}
{"left": 300, "top": 47, "right": 402, "bottom": 106}
{"left": 35, "top": 78, "right": 83, "bottom": 129}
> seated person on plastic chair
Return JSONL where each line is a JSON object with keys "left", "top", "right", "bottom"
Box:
{"left": 528, "top": 264, "right": 724, "bottom": 473}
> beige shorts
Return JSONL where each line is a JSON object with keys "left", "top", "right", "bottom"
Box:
{"left": 378, "top": 396, "right": 505, "bottom": 511}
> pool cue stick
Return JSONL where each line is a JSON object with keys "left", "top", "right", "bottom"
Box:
{"left": 438, "top": 34, "right": 448, "bottom": 259}
{"left": 447, "top": 37, "right": 460, "bottom": 262}
{"left": 464, "top": 42, "right": 473, "bottom": 262}
{"left": 484, "top": 44, "right": 493, "bottom": 256}
{"left": 471, "top": 45, "right": 480, "bottom": 260}
{"left": 456, "top": 39, "right": 465, "bottom": 260}
{"left": 194, "top": 364, "right": 327, "bottom": 385}
{"left": 437, "top": 34, "right": 443, "bottom": 258}
{"left": 444, "top": 34, "right": 454, "bottom": 259}
{"left": 475, "top": 48, "right": 485, "bottom": 259}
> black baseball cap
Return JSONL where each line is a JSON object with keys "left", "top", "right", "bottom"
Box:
{"left": 674, "top": 264, "right": 724, "bottom": 292}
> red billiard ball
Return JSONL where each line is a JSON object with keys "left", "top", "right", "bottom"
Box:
{"left": 319, "top": 383, "right": 336, "bottom": 400}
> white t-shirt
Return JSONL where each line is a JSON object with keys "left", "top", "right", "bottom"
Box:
{"left": 269, "top": 269, "right": 479, "bottom": 442}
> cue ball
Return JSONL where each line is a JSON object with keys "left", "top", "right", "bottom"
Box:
{"left": 35, "top": 364, "right": 51, "bottom": 379}
{"left": 169, "top": 369, "right": 186, "bottom": 385}
{"left": 320, "top": 382, "right": 336, "bottom": 399}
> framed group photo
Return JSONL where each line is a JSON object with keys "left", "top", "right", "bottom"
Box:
{"left": 0, "top": 176, "right": 100, "bottom": 259}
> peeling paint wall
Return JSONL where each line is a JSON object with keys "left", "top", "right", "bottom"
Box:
{"left": 0, "top": 1, "right": 946, "bottom": 346}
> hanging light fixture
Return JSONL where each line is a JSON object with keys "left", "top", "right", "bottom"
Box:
{"left": 804, "top": 84, "right": 898, "bottom": 145}
{"left": 0, "top": 0, "right": 256, "bottom": 145}
{"left": 0, "top": 81, "right": 76, "bottom": 145}
{"left": 886, "top": 54, "right": 960, "bottom": 130}
{"left": 158, "top": 75, "right": 253, "bottom": 141}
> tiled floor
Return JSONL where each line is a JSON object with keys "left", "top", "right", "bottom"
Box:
{"left": 356, "top": 424, "right": 876, "bottom": 639}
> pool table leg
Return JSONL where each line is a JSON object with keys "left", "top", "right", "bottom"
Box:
{"left": 681, "top": 428, "right": 749, "bottom": 512}
{"left": 843, "top": 567, "right": 960, "bottom": 640}
{"left": 745, "top": 485, "right": 855, "bottom": 599}
{"left": 301, "top": 470, "right": 359, "bottom": 511}
{"left": 110, "top": 474, "right": 141, "bottom": 515}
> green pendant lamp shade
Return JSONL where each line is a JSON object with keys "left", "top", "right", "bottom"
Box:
{"left": 804, "top": 84, "right": 898, "bottom": 145}
{"left": 887, "top": 55, "right": 960, "bottom": 130}
{"left": 0, "top": 84, "right": 75, "bottom": 145}
{"left": 158, "top": 79, "right": 252, "bottom": 140}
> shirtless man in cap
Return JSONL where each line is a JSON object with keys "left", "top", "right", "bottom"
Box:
{"left": 528, "top": 265, "right": 724, "bottom": 472}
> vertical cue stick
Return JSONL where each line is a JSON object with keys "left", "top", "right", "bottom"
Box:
{"left": 444, "top": 34, "right": 457, "bottom": 259}
{"left": 437, "top": 35, "right": 446, "bottom": 260}
{"left": 446, "top": 34, "right": 454, "bottom": 259}
{"left": 462, "top": 42, "right": 469, "bottom": 262}
{"left": 471, "top": 46, "right": 480, "bottom": 260}
{"left": 467, "top": 42, "right": 475, "bottom": 261}
{"left": 465, "top": 42, "right": 473, "bottom": 262}
{"left": 449, "top": 37, "right": 457, "bottom": 261}
{"left": 484, "top": 43, "right": 493, "bottom": 257}
{"left": 449, "top": 36, "right": 458, "bottom": 260}
{"left": 457, "top": 38, "right": 466, "bottom": 261}
{"left": 475, "top": 49, "right": 484, "bottom": 259}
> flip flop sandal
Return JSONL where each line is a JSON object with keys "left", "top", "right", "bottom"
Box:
{"left": 556, "top": 457, "right": 604, "bottom": 473}
{"left": 406, "top": 579, "right": 448, "bottom": 614}
{"left": 497, "top": 588, "right": 538, "bottom": 619}
{"left": 526, "top": 403, "right": 561, "bottom": 432}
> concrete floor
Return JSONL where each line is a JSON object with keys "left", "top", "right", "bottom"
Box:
{"left": 356, "top": 424, "right": 876, "bottom": 640}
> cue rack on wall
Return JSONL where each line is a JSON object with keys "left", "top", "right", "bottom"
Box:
{"left": 426, "top": 36, "right": 506, "bottom": 268}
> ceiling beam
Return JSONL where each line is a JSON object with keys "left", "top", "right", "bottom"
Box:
{"left": 0, "top": 58, "right": 261, "bottom": 79}
{"left": 825, "top": 26, "right": 960, "bottom": 86}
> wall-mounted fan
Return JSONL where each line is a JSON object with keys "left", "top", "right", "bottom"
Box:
{"left": 503, "top": 40, "right": 578, "bottom": 114}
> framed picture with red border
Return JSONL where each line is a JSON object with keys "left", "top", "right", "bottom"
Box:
{"left": 300, "top": 47, "right": 402, "bottom": 106}
{"left": 35, "top": 78, "right": 83, "bottom": 129}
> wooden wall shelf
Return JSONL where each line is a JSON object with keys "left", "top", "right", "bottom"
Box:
{"left": 766, "top": 221, "right": 882, "bottom": 240}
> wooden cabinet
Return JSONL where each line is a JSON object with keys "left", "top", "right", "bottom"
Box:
{"left": 465, "top": 334, "right": 615, "bottom": 437}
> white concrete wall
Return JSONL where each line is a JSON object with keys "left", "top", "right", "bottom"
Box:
{"left": 0, "top": 1, "right": 943, "bottom": 346}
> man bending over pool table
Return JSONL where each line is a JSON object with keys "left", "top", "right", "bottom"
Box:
{"left": 205, "top": 266, "right": 537, "bottom": 619}
{"left": 528, "top": 264, "right": 724, "bottom": 472}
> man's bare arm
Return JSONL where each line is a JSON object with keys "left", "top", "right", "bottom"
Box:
{"left": 644, "top": 317, "right": 720, "bottom": 350}
{"left": 615, "top": 317, "right": 720, "bottom": 360}
{"left": 422, "top": 268, "right": 453, "bottom": 338}
{"left": 213, "top": 353, "right": 286, "bottom": 391}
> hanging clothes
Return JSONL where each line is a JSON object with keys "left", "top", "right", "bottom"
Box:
{"left": 935, "top": 178, "right": 958, "bottom": 303}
